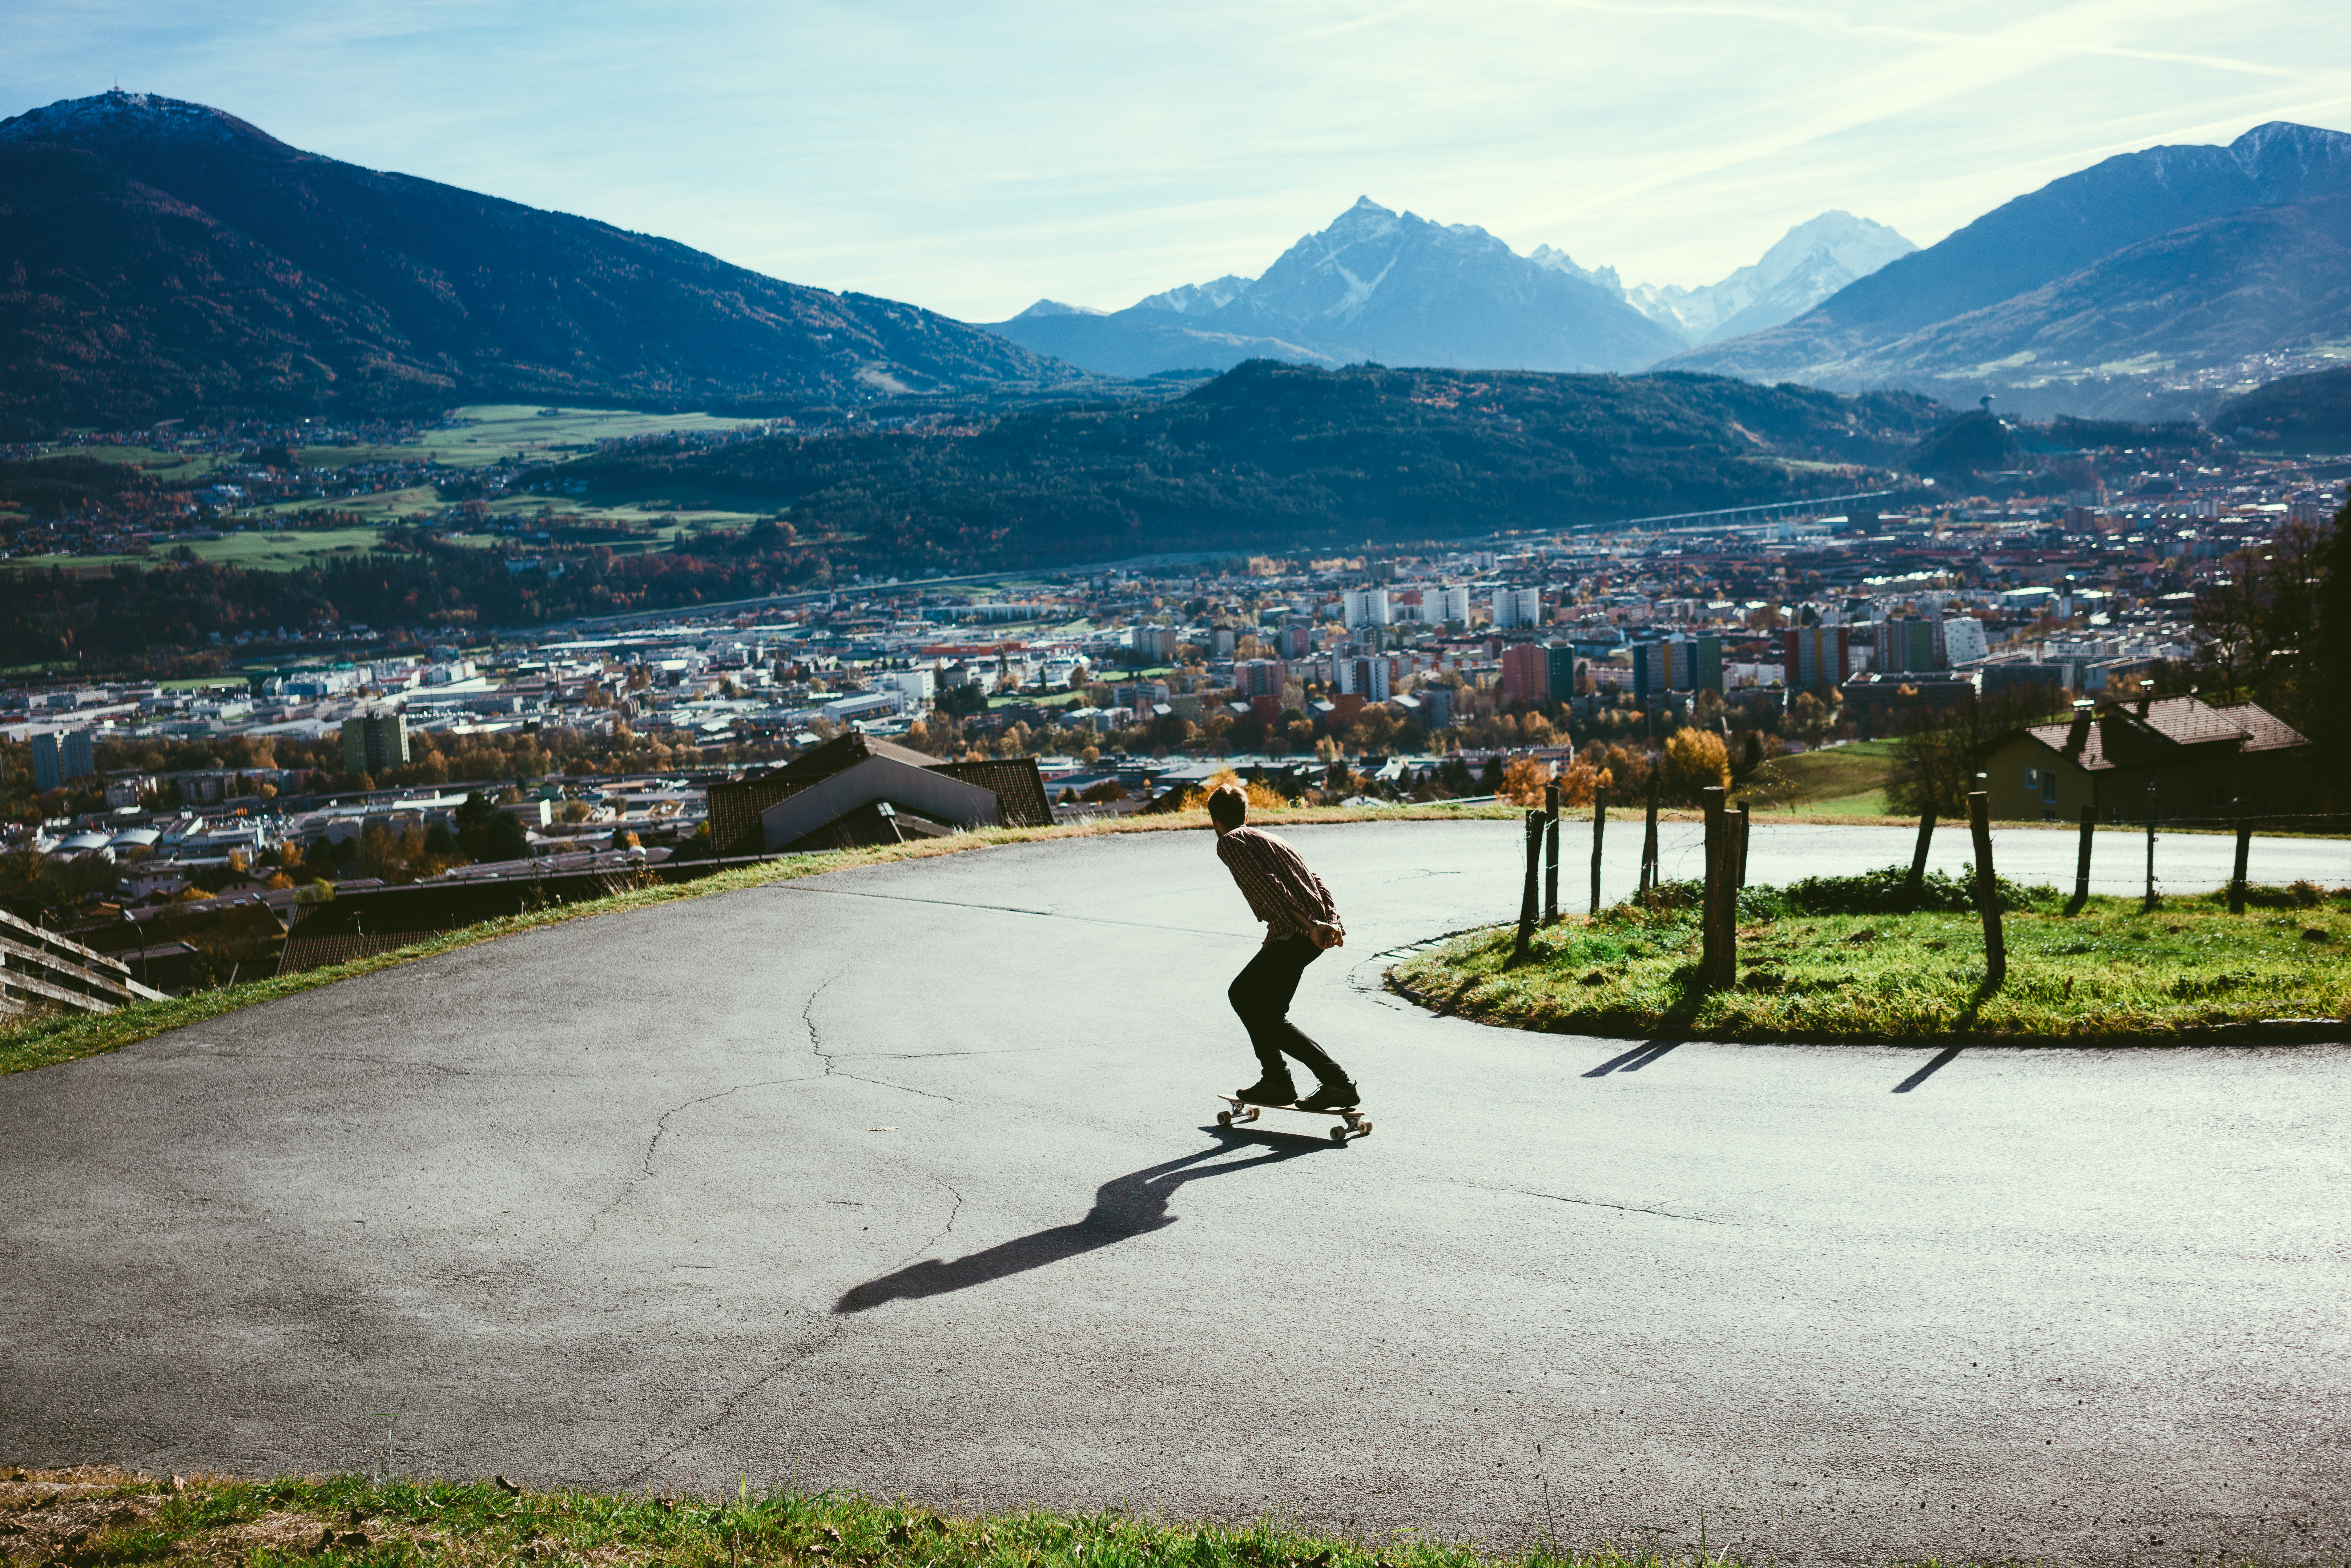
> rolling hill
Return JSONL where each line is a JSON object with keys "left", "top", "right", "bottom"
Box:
{"left": 0, "top": 91, "right": 1085, "bottom": 438}
{"left": 552, "top": 360, "right": 1942, "bottom": 575}
{"left": 2213, "top": 364, "right": 2351, "bottom": 451}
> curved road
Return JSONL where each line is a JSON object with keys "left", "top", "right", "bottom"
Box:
{"left": 3, "top": 820, "right": 2347, "bottom": 1566}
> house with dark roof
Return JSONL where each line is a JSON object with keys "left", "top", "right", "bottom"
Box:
{"left": 1981, "top": 694, "right": 2313, "bottom": 823}
{"left": 704, "top": 733, "right": 1053, "bottom": 856}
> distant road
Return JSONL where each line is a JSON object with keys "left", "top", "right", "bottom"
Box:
{"left": 2, "top": 821, "right": 2344, "bottom": 1566}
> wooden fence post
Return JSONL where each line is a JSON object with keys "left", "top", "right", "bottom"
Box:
{"left": 1640, "top": 772, "right": 1661, "bottom": 894}
{"left": 2230, "top": 803, "right": 2251, "bottom": 915}
{"left": 2143, "top": 782, "right": 2159, "bottom": 913}
{"left": 1969, "top": 790, "right": 2006, "bottom": 988}
{"left": 1701, "top": 786, "right": 1734, "bottom": 991}
{"left": 1735, "top": 800, "right": 1752, "bottom": 890}
{"left": 1543, "top": 781, "right": 1560, "bottom": 925}
{"left": 1514, "top": 809, "right": 1542, "bottom": 963}
{"left": 1905, "top": 806, "right": 1937, "bottom": 900}
{"left": 2072, "top": 805, "right": 2095, "bottom": 910}
{"left": 1590, "top": 784, "right": 1608, "bottom": 914}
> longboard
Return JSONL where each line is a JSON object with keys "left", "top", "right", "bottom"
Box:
{"left": 1217, "top": 1093, "right": 1373, "bottom": 1144}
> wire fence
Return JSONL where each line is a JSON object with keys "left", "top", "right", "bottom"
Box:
{"left": 1427, "top": 812, "right": 2351, "bottom": 915}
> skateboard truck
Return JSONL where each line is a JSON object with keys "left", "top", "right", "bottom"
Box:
{"left": 1217, "top": 1093, "right": 1372, "bottom": 1145}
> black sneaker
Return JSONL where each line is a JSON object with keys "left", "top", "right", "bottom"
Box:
{"left": 1235, "top": 1072, "right": 1298, "bottom": 1106}
{"left": 1295, "top": 1081, "right": 1359, "bottom": 1112}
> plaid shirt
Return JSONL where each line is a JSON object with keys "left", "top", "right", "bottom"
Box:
{"left": 1215, "top": 825, "right": 1340, "bottom": 944}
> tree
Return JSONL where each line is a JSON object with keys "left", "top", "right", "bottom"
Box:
{"left": 1659, "top": 728, "right": 1731, "bottom": 803}
{"left": 1789, "top": 690, "right": 1836, "bottom": 748}
{"left": 1553, "top": 756, "right": 1611, "bottom": 807}
{"left": 1499, "top": 755, "right": 1552, "bottom": 806}
{"left": 1885, "top": 687, "right": 2070, "bottom": 817}
{"left": 1732, "top": 730, "right": 1767, "bottom": 784}
{"left": 455, "top": 790, "right": 533, "bottom": 862}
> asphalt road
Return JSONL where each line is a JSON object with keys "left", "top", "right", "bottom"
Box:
{"left": 4, "top": 819, "right": 2348, "bottom": 1566}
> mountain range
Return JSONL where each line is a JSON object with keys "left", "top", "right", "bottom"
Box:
{"left": 983, "top": 203, "right": 1912, "bottom": 378}
{"left": 0, "top": 91, "right": 1084, "bottom": 437}
{"left": 8, "top": 90, "right": 2351, "bottom": 446}
{"left": 1664, "top": 121, "right": 2351, "bottom": 416}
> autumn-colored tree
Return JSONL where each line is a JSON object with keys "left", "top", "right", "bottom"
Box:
{"left": 1181, "top": 766, "right": 1287, "bottom": 813}
{"left": 1659, "top": 728, "right": 1731, "bottom": 803}
{"left": 1499, "top": 755, "right": 1553, "bottom": 806}
{"left": 1553, "top": 757, "right": 1613, "bottom": 807}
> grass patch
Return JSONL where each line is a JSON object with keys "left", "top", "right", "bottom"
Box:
{"left": 422, "top": 404, "right": 771, "bottom": 468}
{"left": 1390, "top": 871, "right": 2351, "bottom": 1042}
{"left": 0, "top": 1466, "right": 1803, "bottom": 1568}
{"left": 1758, "top": 740, "right": 1898, "bottom": 813}
{"left": 183, "top": 528, "right": 388, "bottom": 570}
{"left": 0, "top": 806, "right": 1521, "bottom": 1080}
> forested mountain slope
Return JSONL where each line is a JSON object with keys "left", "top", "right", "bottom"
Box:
{"left": 557, "top": 360, "right": 1941, "bottom": 573}
{"left": 0, "top": 92, "right": 1081, "bottom": 436}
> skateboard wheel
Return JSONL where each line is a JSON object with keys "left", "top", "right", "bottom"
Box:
{"left": 1329, "top": 1125, "right": 1349, "bottom": 1145}
{"left": 1358, "top": 1119, "right": 1373, "bottom": 1136}
{"left": 1217, "top": 1111, "right": 1233, "bottom": 1126}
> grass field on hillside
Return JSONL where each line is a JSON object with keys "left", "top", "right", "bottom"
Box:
{"left": 191, "top": 526, "right": 388, "bottom": 569}
{"left": 422, "top": 404, "right": 767, "bottom": 467}
{"left": 1391, "top": 873, "right": 2351, "bottom": 1041}
{"left": 1760, "top": 739, "right": 1899, "bottom": 815}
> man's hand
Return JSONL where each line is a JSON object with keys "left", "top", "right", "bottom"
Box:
{"left": 1309, "top": 920, "right": 1346, "bottom": 950}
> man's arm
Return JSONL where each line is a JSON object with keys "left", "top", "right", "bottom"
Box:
{"left": 1218, "top": 829, "right": 1341, "bottom": 942}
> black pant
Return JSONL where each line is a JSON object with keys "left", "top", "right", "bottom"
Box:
{"left": 1227, "top": 934, "right": 1348, "bottom": 1085}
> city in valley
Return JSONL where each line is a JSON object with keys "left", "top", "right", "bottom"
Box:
{"left": 3, "top": 400, "right": 2339, "bottom": 987}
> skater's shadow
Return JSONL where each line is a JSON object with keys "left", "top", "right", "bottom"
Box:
{"left": 833, "top": 1136, "right": 1318, "bottom": 1314}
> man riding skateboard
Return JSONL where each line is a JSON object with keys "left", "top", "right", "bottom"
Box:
{"left": 1207, "top": 783, "right": 1360, "bottom": 1111}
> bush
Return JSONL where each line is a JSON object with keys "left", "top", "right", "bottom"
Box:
{"left": 1780, "top": 863, "right": 2058, "bottom": 915}
{"left": 1610, "top": 878, "right": 1785, "bottom": 924}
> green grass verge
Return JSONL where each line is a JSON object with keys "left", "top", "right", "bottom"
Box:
{"left": 0, "top": 1466, "right": 1787, "bottom": 1568}
{"left": 0, "top": 807, "right": 1522, "bottom": 1080}
{"left": 1390, "top": 875, "right": 2351, "bottom": 1042}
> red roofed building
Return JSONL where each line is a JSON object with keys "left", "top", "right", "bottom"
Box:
{"left": 1982, "top": 694, "right": 2314, "bottom": 822}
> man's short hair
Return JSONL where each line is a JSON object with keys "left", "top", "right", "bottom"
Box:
{"left": 1206, "top": 782, "right": 1249, "bottom": 829}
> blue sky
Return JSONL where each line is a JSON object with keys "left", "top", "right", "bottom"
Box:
{"left": 8, "top": 1, "right": 2351, "bottom": 322}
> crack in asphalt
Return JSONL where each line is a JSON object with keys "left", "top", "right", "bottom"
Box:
{"left": 776, "top": 883, "right": 1226, "bottom": 938}
{"left": 904, "top": 1174, "right": 964, "bottom": 1269}
{"left": 622, "top": 1169, "right": 968, "bottom": 1487}
{"left": 804, "top": 971, "right": 957, "bottom": 1101}
{"left": 573, "top": 1072, "right": 816, "bottom": 1252}
{"left": 1496, "top": 1184, "right": 1728, "bottom": 1225}
{"left": 620, "top": 1314, "right": 851, "bottom": 1488}
{"left": 835, "top": 1048, "right": 1047, "bottom": 1061}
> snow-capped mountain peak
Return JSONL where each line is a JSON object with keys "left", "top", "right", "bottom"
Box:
{"left": 1011, "top": 299, "right": 1106, "bottom": 319}
{"left": 1131, "top": 275, "right": 1252, "bottom": 315}
{"left": 1623, "top": 211, "right": 1914, "bottom": 345}
{"left": 0, "top": 90, "right": 286, "bottom": 153}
